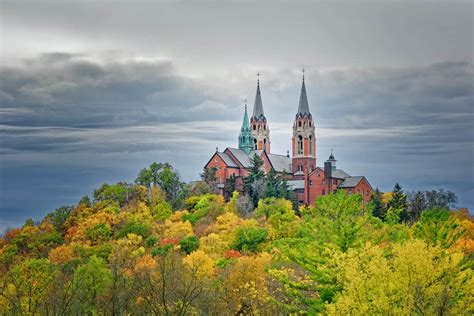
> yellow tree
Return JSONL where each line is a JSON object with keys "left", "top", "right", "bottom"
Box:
{"left": 327, "top": 239, "right": 474, "bottom": 315}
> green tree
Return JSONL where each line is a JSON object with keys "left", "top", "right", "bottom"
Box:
{"left": 46, "top": 205, "right": 73, "bottom": 234}
{"left": 407, "top": 190, "right": 426, "bottom": 224}
{"left": 232, "top": 227, "right": 268, "bottom": 253}
{"left": 387, "top": 183, "right": 408, "bottom": 223}
{"left": 71, "top": 256, "right": 112, "bottom": 314}
{"left": 225, "top": 174, "right": 236, "bottom": 200}
{"left": 369, "top": 189, "right": 386, "bottom": 221}
{"left": 201, "top": 166, "right": 218, "bottom": 192}
{"left": 180, "top": 236, "right": 200, "bottom": 254}
{"left": 243, "top": 154, "right": 265, "bottom": 207}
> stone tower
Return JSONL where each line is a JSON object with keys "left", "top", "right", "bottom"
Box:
{"left": 250, "top": 76, "right": 270, "bottom": 152}
{"left": 238, "top": 101, "right": 253, "bottom": 154}
{"left": 292, "top": 73, "right": 316, "bottom": 176}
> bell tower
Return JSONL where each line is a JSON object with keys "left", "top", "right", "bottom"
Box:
{"left": 292, "top": 70, "right": 316, "bottom": 176}
{"left": 250, "top": 73, "right": 270, "bottom": 153}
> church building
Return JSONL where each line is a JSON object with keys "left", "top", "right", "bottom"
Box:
{"left": 204, "top": 74, "right": 373, "bottom": 206}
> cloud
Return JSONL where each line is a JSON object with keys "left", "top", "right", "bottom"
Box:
{"left": 0, "top": 54, "right": 473, "bottom": 231}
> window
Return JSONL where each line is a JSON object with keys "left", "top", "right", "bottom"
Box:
{"left": 263, "top": 138, "right": 267, "bottom": 151}
{"left": 309, "top": 121, "right": 312, "bottom": 127}
{"left": 298, "top": 164, "right": 303, "bottom": 172}
{"left": 298, "top": 121, "right": 302, "bottom": 127}
{"left": 309, "top": 135, "right": 313, "bottom": 155}
{"left": 308, "top": 164, "right": 313, "bottom": 172}
{"left": 263, "top": 125, "right": 266, "bottom": 130}
{"left": 297, "top": 135, "right": 303, "bottom": 154}
{"left": 253, "top": 138, "right": 257, "bottom": 150}
{"left": 309, "top": 180, "right": 313, "bottom": 186}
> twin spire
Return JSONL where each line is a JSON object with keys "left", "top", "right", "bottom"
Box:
{"left": 239, "top": 71, "right": 312, "bottom": 152}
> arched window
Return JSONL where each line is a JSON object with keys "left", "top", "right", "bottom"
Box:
{"left": 309, "top": 164, "right": 313, "bottom": 172}
{"left": 263, "top": 125, "right": 266, "bottom": 130}
{"left": 253, "top": 138, "right": 258, "bottom": 150}
{"left": 297, "top": 135, "right": 303, "bottom": 154}
{"left": 263, "top": 138, "right": 267, "bottom": 151}
{"left": 298, "top": 164, "right": 303, "bottom": 172}
{"left": 298, "top": 121, "right": 302, "bottom": 127}
{"left": 309, "top": 121, "right": 312, "bottom": 127}
{"left": 253, "top": 124, "right": 256, "bottom": 130}
{"left": 309, "top": 134, "right": 313, "bottom": 155}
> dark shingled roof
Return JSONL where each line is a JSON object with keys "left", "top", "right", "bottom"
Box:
{"left": 252, "top": 82, "right": 266, "bottom": 121}
{"left": 216, "top": 152, "right": 238, "bottom": 168}
{"left": 338, "top": 176, "right": 364, "bottom": 188}
{"left": 296, "top": 79, "right": 311, "bottom": 117}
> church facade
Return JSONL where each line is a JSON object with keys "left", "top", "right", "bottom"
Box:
{"left": 204, "top": 75, "right": 373, "bottom": 206}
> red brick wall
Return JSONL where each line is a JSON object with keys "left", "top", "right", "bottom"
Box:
{"left": 342, "top": 178, "right": 373, "bottom": 203}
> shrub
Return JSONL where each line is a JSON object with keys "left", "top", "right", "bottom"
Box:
{"left": 179, "top": 236, "right": 200, "bottom": 254}
{"left": 232, "top": 227, "right": 268, "bottom": 253}
{"left": 116, "top": 222, "right": 151, "bottom": 239}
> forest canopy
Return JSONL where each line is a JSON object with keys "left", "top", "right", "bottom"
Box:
{"left": 0, "top": 162, "right": 472, "bottom": 315}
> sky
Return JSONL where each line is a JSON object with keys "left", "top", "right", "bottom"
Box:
{"left": 0, "top": 0, "right": 473, "bottom": 230}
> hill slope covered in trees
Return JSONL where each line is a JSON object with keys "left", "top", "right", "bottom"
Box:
{"left": 1, "top": 162, "right": 473, "bottom": 315}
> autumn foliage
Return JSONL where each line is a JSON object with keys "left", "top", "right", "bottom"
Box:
{"left": 0, "top": 163, "right": 473, "bottom": 315}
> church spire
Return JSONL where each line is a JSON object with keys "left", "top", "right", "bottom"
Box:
{"left": 252, "top": 73, "right": 265, "bottom": 121}
{"left": 297, "top": 69, "right": 311, "bottom": 118}
{"left": 238, "top": 100, "right": 253, "bottom": 154}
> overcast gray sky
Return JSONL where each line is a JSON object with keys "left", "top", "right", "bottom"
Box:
{"left": 1, "top": 0, "right": 473, "bottom": 230}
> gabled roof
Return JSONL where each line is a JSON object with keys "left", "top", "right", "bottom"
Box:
{"left": 338, "top": 176, "right": 364, "bottom": 188}
{"left": 252, "top": 82, "right": 266, "bottom": 121}
{"left": 296, "top": 79, "right": 311, "bottom": 117}
{"left": 332, "top": 169, "right": 351, "bottom": 179}
{"left": 217, "top": 152, "right": 239, "bottom": 168}
{"left": 225, "top": 148, "right": 253, "bottom": 168}
{"left": 265, "top": 152, "right": 292, "bottom": 173}
{"left": 224, "top": 148, "right": 291, "bottom": 173}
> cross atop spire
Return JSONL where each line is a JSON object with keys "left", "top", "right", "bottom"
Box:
{"left": 302, "top": 68, "right": 305, "bottom": 81}
{"left": 256, "top": 72, "right": 260, "bottom": 85}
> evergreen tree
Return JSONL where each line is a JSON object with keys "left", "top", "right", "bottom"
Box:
{"left": 225, "top": 174, "right": 236, "bottom": 201}
{"left": 200, "top": 166, "right": 218, "bottom": 193}
{"left": 243, "top": 154, "right": 265, "bottom": 207}
{"left": 388, "top": 183, "right": 408, "bottom": 223}
{"left": 264, "top": 168, "right": 279, "bottom": 198}
{"left": 370, "top": 188, "right": 386, "bottom": 220}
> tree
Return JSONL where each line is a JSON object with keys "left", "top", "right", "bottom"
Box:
{"left": 225, "top": 174, "right": 236, "bottom": 201}
{"left": 406, "top": 190, "right": 426, "bottom": 224}
{"left": 243, "top": 154, "right": 265, "bottom": 207}
{"left": 200, "top": 166, "right": 218, "bottom": 193}
{"left": 387, "top": 183, "right": 408, "bottom": 223}
{"left": 46, "top": 205, "right": 74, "bottom": 234}
{"left": 232, "top": 227, "right": 268, "bottom": 253}
{"left": 425, "top": 189, "right": 458, "bottom": 210}
{"left": 326, "top": 240, "right": 472, "bottom": 315}
{"left": 71, "top": 256, "right": 112, "bottom": 314}
{"left": 369, "top": 189, "right": 386, "bottom": 220}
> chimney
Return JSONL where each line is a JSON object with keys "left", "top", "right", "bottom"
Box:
{"left": 324, "top": 161, "right": 332, "bottom": 179}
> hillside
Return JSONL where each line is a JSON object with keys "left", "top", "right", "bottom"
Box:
{"left": 0, "top": 162, "right": 473, "bottom": 315}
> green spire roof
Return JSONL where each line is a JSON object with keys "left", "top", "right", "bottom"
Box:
{"left": 239, "top": 101, "right": 253, "bottom": 154}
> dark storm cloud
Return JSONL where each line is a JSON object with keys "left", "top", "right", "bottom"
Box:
{"left": 1, "top": 54, "right": 473, "bottom": 230}
{"left": 0, "top": 53, "right": 239, "bottom": 128}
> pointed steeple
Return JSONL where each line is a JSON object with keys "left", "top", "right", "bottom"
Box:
{"left": 241, "top": 101, "right": 250, "bottom": 132}
{"left": 297, "top": 71, "right": 311, "bottom": 117}
{"left": 252, "top": 74, "right": 265, "bottom": 121}
{"left": 239, "top": 100, "right": 253, "bottom": 154}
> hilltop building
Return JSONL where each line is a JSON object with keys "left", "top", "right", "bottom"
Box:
{"left": 204, "top": 74, "right": 373, "bottom": 205}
